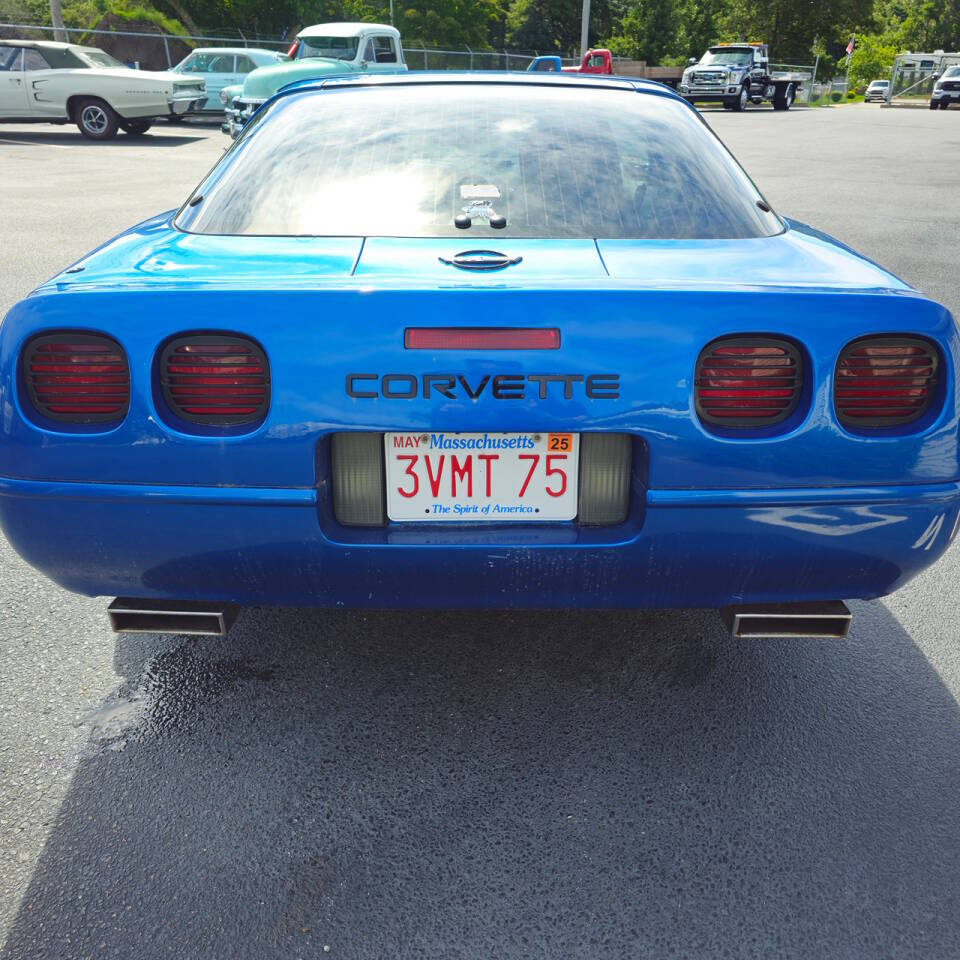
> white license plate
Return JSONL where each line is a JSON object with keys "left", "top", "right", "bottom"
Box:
{"left": 384, "top": 432, "right": 579, "bottom": 522}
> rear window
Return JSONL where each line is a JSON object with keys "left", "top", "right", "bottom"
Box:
{"left": 177, "top": 83, "right": 782, "bottom": 240}
{"left": 42, "top": 46, "right": 89, "bottom": 68}
{"left": 299, "top": 36, "right": 358, "bottom": 60}
{"left": 79, "top": 47, "right": 126, "bottom": 68}
{"left": 180, "top": 52, "right": 235, "bottom": 73}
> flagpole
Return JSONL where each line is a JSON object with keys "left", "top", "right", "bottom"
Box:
{"left": 844, "top": 34, "right": 855, "bottom": 95}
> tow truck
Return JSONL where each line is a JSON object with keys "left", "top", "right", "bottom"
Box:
{"left": 679, "top": 42, "right": 797, "bottom": 111}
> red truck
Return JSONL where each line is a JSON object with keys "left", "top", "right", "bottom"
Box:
{"left": 562, "top": 49, "right": 616, "bottom": 74}
{"left": 538, "top": 49, "right": 683, "bottom": 87}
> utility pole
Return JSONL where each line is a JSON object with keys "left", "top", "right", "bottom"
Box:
{"left": 580, "top": 0, "right": 590, "bottom": 59}
{"left": 49, "top": 0, "right": 67, "bottom": 42}
{"left": 390, "top": 0, "right": 394, "bottom": 26}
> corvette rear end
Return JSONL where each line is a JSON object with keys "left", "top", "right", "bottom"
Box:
{"left": 1, "top": 75, "right": 957, "bottom": 631}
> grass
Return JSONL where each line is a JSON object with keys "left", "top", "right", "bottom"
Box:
{"left": 806, "top": 93, "right": 866, "bottom": 107}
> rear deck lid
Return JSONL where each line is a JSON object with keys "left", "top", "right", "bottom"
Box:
{"left": 353, "top": 238, "right": 607, "bottom": 281}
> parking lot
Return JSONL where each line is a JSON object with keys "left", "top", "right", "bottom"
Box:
{"left": 1, "top": 104, "right": 960, "bottom": 959}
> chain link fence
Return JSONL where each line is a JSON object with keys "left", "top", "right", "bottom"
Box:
{"left": 0, "top": 21, "right": 573, "bottom": 73}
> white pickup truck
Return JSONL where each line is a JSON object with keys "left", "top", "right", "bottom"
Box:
{"left": 0, "top": 39, "right": 205, "bottom": 139}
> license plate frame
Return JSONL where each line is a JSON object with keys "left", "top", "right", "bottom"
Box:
{"left": 384, "top": 431, "right": 580, "bottom": 522}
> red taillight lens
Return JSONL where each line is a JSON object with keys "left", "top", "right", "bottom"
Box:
{"left": 404, "top": 328, "right": 560, "bottom": 350}
{"left": 835, "top": 336, "right": 939, "bottom": 427}
{"left": 695, "top": 337, "right": 802, "bottom": 427}
{"left": 160, "top": 334, "right": 269, "bottom": 426}
{"left": 24, "top": 333, "right": 129, "bottom": 423}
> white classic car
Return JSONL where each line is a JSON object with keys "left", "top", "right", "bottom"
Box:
{"left": 0, "top": 40, "right": 205, "bottom": 140}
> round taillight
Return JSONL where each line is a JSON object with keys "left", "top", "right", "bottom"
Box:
{"left": 695, "top": 336, "right": 802, "bottom": 427}
{"left": 23, "top": 332, "right": 129, "bottom": 424}
{"left": 160, "top": 334, "right": 269, "bottom": 427}
{"left": 835, "top": 336, "right": 939, "bottom": 427}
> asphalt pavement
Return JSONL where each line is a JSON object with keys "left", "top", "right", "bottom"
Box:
{"left": 1, "top": 104, "right": 959, "bottom": 959}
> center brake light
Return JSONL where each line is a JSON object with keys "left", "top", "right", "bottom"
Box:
{"left": 695, "top": 336, "right": 802, "bottom": 427}
{"left": 160, "top": 334, "right": 269, "bottom": 427}
{"left": 405, "top": 328, "right": 560, "bottom": 350}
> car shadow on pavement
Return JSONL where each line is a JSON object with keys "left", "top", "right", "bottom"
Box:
{"left": 2, "top": 600, "right": 959, "bottom": 959}
{"left": 0, "top": 130, "right": 206, "bottom": 147}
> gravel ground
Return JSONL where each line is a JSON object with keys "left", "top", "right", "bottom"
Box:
{"left": 0, "top": 104, "right": 959, "bottom": 959}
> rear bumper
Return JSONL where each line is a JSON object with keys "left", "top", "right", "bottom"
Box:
{"left": 1, "top": 475, "right": 957, "bottom": 607}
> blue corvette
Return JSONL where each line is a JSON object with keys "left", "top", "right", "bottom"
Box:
{"left": 1, "top": 73, "right": 957, "bottom": 637}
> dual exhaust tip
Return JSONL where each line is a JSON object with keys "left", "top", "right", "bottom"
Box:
{"left": 107, "top": 598, "right": 851, "bottom": 639}
{"left": 720, "top": 600, "right": 852, "bottom": 639}
{"left": 108, "top": 598, "right": 237, "bottom": 638}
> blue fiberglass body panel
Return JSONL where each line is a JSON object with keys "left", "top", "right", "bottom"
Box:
{"left": 0, "top": 76, "right": 958, "bottom": 607}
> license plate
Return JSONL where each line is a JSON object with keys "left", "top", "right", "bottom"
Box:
{"left": 384, "top": 432, "right": 579, "bottom": 522}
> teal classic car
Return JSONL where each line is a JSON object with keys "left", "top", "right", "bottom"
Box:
{"left": 172, "top": 47, "right": 288, "bottom": 114}
{"left": 221, "top": 22, "right": 406, "bottom": 137}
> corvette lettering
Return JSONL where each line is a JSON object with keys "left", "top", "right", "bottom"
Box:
{"left": 346, "top": 373, "right": 620, "bottom": 400}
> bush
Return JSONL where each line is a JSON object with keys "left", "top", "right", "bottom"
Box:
{"left": 84, "top": 11, "right": 192, "bottom": 69}
{"left": 831, "top": 91, "right": 843, "bottom": 102}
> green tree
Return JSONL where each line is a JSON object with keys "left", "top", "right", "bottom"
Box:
{"left": 605, "top": 0, "right": 720, "bottom": 63}
{"left": 396, "top": 0, "right": 501, "bottom": 46}
{"left": 505, "top": 0, "right": 614, "bottom": 54}
{"left": 720, "top": 0, "right": 874, "bottom": 64}
{"left": 846, "top": 32, "right": 897, "bottom": 86}
{"left": 673, "top": 0, "right": 721, "bottom": 60}
{"left": 875, "top": 0, "right": 960, "bottom": 51}
{"left": 605, "top": 0, "right": 678, "bottom": 63}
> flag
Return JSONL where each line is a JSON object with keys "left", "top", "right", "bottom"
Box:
{"left": 846, "top": 36, "right": 856, "bottom": 56}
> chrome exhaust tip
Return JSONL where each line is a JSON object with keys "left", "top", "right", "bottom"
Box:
{"left": 720, "top": 601, "right": 852, "bottom": 639}
{"left": 108, "top": 598, "right": 238, "bottom": 637}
